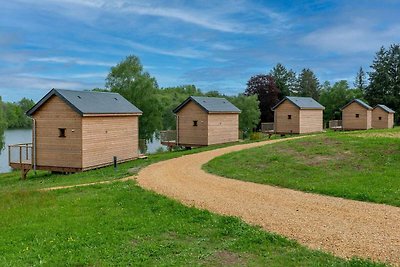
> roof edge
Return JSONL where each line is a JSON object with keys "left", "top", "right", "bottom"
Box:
{"left": 340, "top": 99, "right": 373, "bottom": 111}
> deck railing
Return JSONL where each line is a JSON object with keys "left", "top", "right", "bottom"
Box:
{"left": 8, "top": 143, "right": 33, "bottom": 165}
{"left": 261, "top": 122, "right": 274, "bottom": 133}
{"left": 328, "top": 120, "right": 343, "bottom": 130}
{"left": 160, "top": 130, "right": 177, "bottom": 145}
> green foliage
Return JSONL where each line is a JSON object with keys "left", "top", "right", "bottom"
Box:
{"left": 366, "top": 44, "right": 400, "bottom": 122}
{"left": 354, "top": 67, "right": 367, "bottom": 91}
{"left": 204, "top": 130, "right": 400, "bottom": 207}
{"left": 106, "top": 55, "right": 163, "bottom": 140}
{"left": 319, "top": 81, "right": 364, "bottom": 122}
{"left": 227, "top": 94, "right": 260, "bottom": 136}
{"left": 269, "top": 63, "right": 297, "bottom": 97}
{"left": 296, "top": 68, "right": 321, "bottom": 100}
{"left": 1, "top": 97, "right": 35, "bottom": 129}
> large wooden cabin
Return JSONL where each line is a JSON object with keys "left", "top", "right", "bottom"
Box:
{"left": 172, "top": 96, "right": 241, "bottom": 147}
{"left": 372, "top": 104, "right": 395, "bottom": 129}
{"left": 271, "top": 96, "right": 325, "bottom": 134}
{"left": 9, "top": 89, "right": 142, "bottom": 178}
{"left": 341, "top": 99, "right": 372, "bottom": 130}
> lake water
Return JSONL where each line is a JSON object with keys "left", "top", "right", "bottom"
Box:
{"left": 0, "top": 129, "right": 163, "bottom": 174}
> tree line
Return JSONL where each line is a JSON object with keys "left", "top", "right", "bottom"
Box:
{"left": 0, "top": 97, "right": 35, "bottom": 130}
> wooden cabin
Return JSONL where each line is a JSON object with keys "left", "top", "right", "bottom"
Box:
{"left": 271, "top": 96, "right": 325, "bottom": 134}
{"left": 9, "top": 89, "right": 142, "bottom": 178}
{"left": 372, "top": 104, "right": 395, "bottom": 129}
{"left": 173, "top": 96, "right": 240, "bottom": 147}
{"left": 341, "top": 99, "right": 372, "bottom": 130}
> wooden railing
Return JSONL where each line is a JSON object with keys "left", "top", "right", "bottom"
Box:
{"left": 8, "top": 143, "right": 33, "bottom": 165}
{"left": 328, "top": 120, "right": 343, "bottom": 130}
{"left": 261, "top": 122, "right": 274, "bottom": 133}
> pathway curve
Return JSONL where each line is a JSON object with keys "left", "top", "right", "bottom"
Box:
{"left": 136, "top": 136, "right": 400, "bottom": 265}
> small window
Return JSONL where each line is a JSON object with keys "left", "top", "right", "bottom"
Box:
{"left": 355, "top": 114, "right": 360, "bottom": 118}
{"left": 379, "top": 117, "right": 382, "bottom": 120}
{"left": 288, "top": 115, "right": 292, "bottom": 120}
{"left": 59, "top": 128, "right": 66, "bottom": 138}
{"left": 193, "top": 120, "right": 198, "bottom": 126}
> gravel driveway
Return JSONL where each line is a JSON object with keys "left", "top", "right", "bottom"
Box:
{"left": 136, "top": 137, "right": 400, "bottom": 265}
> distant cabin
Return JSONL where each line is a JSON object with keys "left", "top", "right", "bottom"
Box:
{"left": 271, "top": 96, "right": 325, "bottom": 134}
{"left": 10, "top": 89, "right": 142, "bottom": 177}
{"left": 372, "top": 104, "right": 395, "bottom": 129}
{"left": 173, "top": 96, "right": 241, "bottom": 147}
{"left": 341, "top": 99, "right": 372, "bottom": 130}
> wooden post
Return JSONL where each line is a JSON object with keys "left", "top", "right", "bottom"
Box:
{"left": 19, "top": 146, "right": 22, "bottom": 164}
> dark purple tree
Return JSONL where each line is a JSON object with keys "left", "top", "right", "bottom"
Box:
{"left": 245, "top": 74, "right": 280, "bottom": 124}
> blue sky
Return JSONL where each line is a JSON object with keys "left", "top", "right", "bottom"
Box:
{"left": 1, "top": 0, "right": 400, "bottom": 102}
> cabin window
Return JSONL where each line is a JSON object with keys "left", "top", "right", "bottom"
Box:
{"left": 288, "top": 115, "right": 292, "bottom": 120}
{"left": 379, "top": 117, "right": 382, "bottom": 120}
{"left": 58, "top": 128, "right": 66, "bottom": 138}
{"left": 355, "top": 114, "right": 360, "bottom": 118}
{"left": 193, "top": 120, "right": 198, "bottom": 126}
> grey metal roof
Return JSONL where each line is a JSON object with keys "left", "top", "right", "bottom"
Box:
{"left": 272, "top": 96, "right": 325, "bottom": 110}
{"left": 340, "top": 99, "right": 372, "bottom": 111}
{"left": 173, "top": 96, "right": 241, "bottom": 113}
{"left": 375, "top": 104, "right": 395, "bottom": 113}
{"left": 26, "top": 89, "right": 142, "bottom": 116}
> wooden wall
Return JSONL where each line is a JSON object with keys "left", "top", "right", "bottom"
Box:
{"left": 177, "top": 101, "right": 208, "bottom": 146}
{"left": 372, "top": 108, "right": 394, "bottom": 129}
{"left": 342, "top": 102, "right": 372, "bottom": 130}
{"left": 207, "top": 113, "right": 239, "bottom": 145}
{"left": 274, "top": 100, "right": 300, "bottom": 134}
{"left": 299, "top": 109, "right": 323, "bottom": 133}
{"left": 82, "top": 115, "right": 139, "bottom": 169}
{"left": 33, "top": 95, "right": 82, "bottom": 168}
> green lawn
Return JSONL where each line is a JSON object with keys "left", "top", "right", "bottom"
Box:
{"left": 204, "top": 128, "right": 400, "bottom": 207}
{"left": 0, "top": 134, "right": 385, "bottom": 266}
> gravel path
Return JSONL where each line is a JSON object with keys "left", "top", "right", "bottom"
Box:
{"left": 136, "top": 137, "right": 400, "bottom": 265}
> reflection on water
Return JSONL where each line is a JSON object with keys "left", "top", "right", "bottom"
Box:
{"left": 0, "top": 129, "right": 164, "bottom": 173}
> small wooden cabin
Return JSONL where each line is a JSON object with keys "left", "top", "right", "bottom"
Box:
{"left": 10, "top": 89, "right": 142, "bottom": 177}
{"left": 372, "top": 104, "right": 395, "bottom": 129}
{"left": 271, "top": 96, "right": 325, "bottom": 134}
{"left": 341, "top": 99, "right": 372, "bottom": 130}
{"left": 173, "top": 96, "right": 240, "bottom": 147}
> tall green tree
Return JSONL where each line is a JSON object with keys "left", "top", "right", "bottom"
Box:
{"left": 227, "top": 94, "right": 260, "bottom": 136}
{"left": 269, "top": 63, "right": 297, "bottom": 97}
{"left": 354, "top": 67, "right": 367, "bottom": 92}
{"left": 297, "top": 68, "right": 320, "bottom": 100}
{"left": 106, "top": 55, "right": 163, "bottom": 140}
{"left": 366, "top": 44, "right": 400, "bottom": 122}
{"left": 245, "top": 74, "right": 280, "bottom": 123}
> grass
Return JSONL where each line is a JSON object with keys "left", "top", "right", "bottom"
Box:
{"left": 204, "top": 128, "right": 400, "bottom": 207}
{"left": 0, "top": 134, "right": 386, "bottom": 266}
{"left": 0, "top": 181, "right": 381, "bottom": 266}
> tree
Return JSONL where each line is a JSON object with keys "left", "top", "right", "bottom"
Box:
{"left": 269, "top": 63, "right": 297, "bottom": 97}
{"left": 366, "top": 44, "right": 400, "bottom": 122}
{"left": 106, "top": 55, "right": 163, "bottom": 140}
{"left": 354, "top": 67, "right": 367, "bottom": 92}
{"left": 245, "top": 74, "right": 280, "bottom": 123}
{"left": 319, "top": 80, "right": 363, "bottom": 122}
{"left": 297, "top": 68, "right": 320, "bottom": 100}
{"left": 227, "top": 94, "right": 260, "bottom": 137}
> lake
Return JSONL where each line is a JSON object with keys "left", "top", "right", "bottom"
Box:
{"left": 0, "top": 129, "right": 164, "bottom": 174}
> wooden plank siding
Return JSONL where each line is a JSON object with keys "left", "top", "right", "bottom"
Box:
{"left": 274, "top": 100, "right": 300, "bottom": 134}
{"left": 32, "top": 95, "right": 83, "bottom": 168}
{"left": 207, "top": 113, "right": 239, "bottom": 145}
{"left": 299, "top": 109, "right": 323, "bottom": 134}
{"left": 342, "top": 102, "right": 372, "bottom": 130}
{"left": 177, "top": 101, "right": 208, "bottom": 146}
{"left": 372, "top": 107, "right": 394, "bottom": 129}
{"left": 82, "top": 116, "right": 139, "bottom": 169}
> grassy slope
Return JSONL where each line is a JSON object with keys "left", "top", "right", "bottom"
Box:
{"left": 0, "top": 136, "right": 383, "bottom": 266}
{"left": 0, "top": 182, "right": 379, "bottom": 266}
{"left": 204, "top": 128, "right": 400, "bottom": 207}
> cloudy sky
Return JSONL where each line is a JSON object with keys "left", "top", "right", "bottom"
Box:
{"left": 1, "top": 0, "right": 400, "bottom": 102}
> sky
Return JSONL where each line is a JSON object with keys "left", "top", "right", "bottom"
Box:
{"left": 1, "top": 0, "right": 400, "bottom": 102}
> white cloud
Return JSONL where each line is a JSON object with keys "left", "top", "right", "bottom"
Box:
{"left": 29, "top": 57, "right": 115, "bottom": 67}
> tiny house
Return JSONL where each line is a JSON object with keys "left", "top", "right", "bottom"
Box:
{"left": 271, "top": 96, "right": 325, "bottom": 134}
{"left": 9, "top": 89, "right": 142, "bottom": 178}
{"left": 341, "top": 99, "right": 372, "bottom": 130}
{"left": 372, "top": 104, "right": 395, "bottom": 129}
{"left": 173, "top": 96, "right": 240, "bottom": 147}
